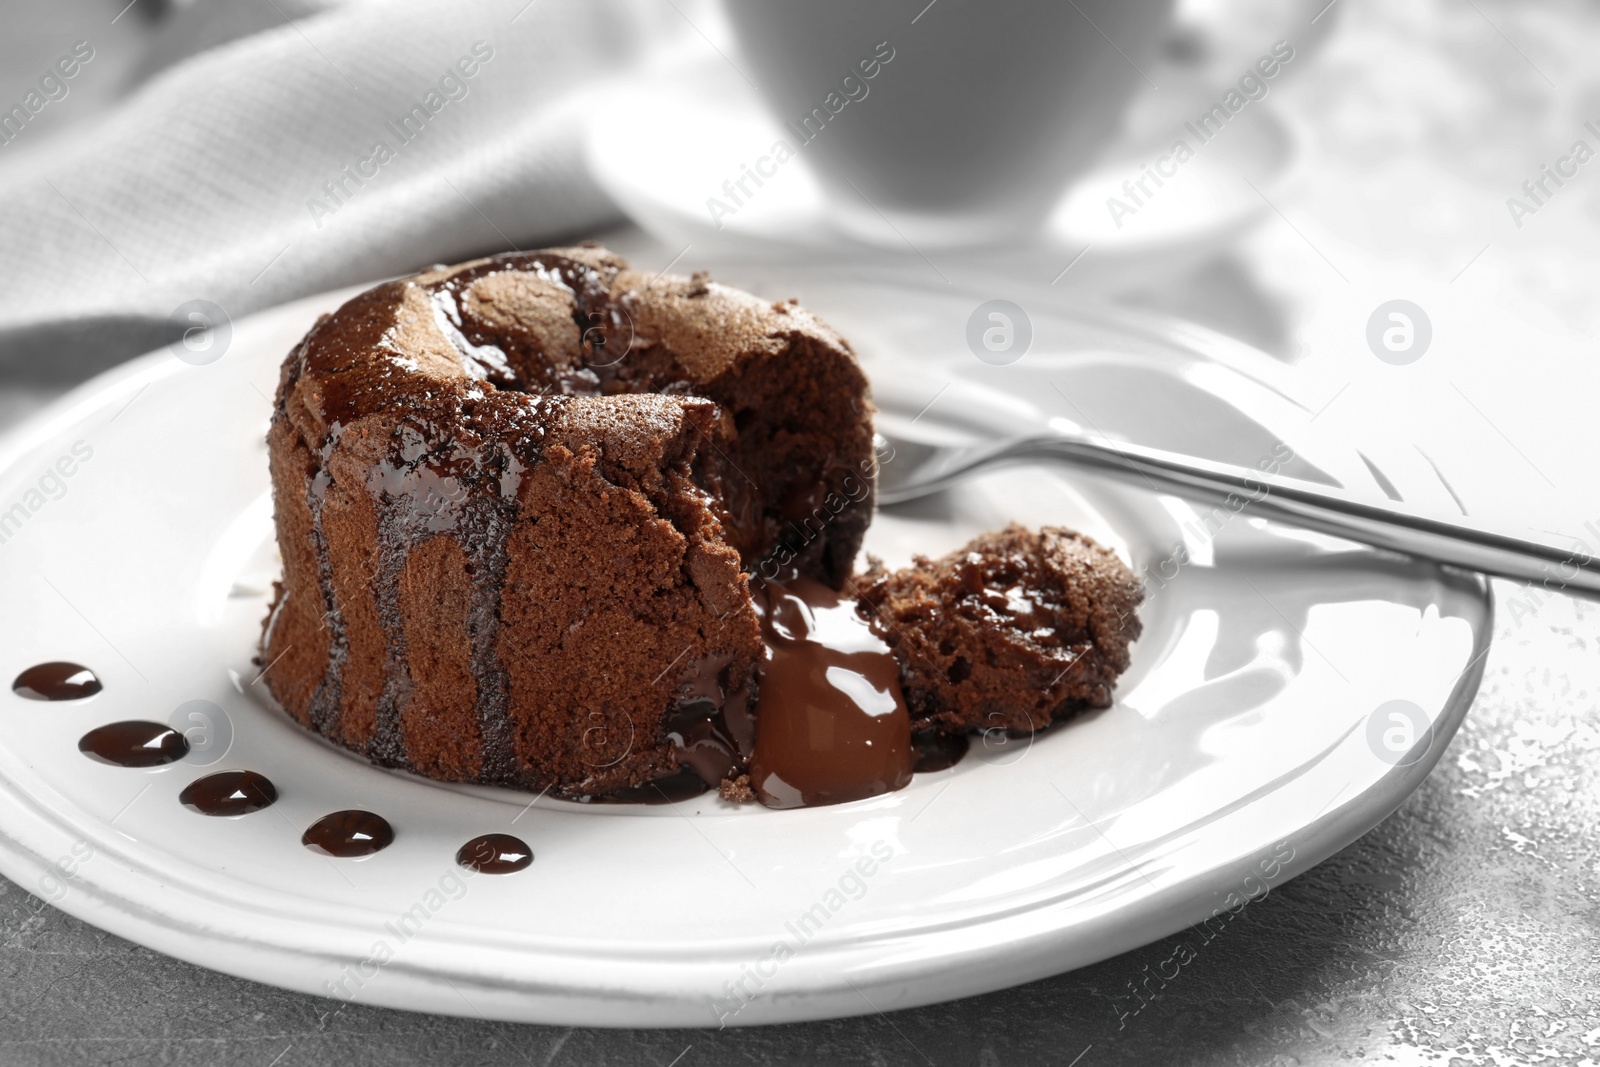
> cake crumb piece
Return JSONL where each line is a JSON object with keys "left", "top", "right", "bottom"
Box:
{"left": 855, "top": 524, "right": 1143, "bottom": 735}
{"left": 719, "top": 774, "right": 756, "bottom": 803}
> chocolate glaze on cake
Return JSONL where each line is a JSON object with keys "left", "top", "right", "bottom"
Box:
{"left": 854, "top": 525, "right": 1144, "bottom": 735}
{"left": 262, "top": 245, "right": 876, "bottom": 799}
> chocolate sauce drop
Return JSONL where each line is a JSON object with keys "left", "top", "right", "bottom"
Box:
{"left": 301, "top": 810, "right": 394, "bottom": 857}
{"left": 456, "top": 833, "right": 534, "bottom": 874}
{"left": 748, "top": 579, "right": 915, "bottom": 809}
{"left": 179, "top": 770, "right": 277, "bottom": 816}
{"left": 14, "top": 662, "right": 102, "bottom": 701}
{"left": 78, "top": 721, "right": 188, "bottom": 767}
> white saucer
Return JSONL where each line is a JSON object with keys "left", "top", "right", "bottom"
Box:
{"left": 0, "top": 270, "right": 1487, "bottom": 1027}
{"left": 584, "top": 57, "right": 1303, "bottom": 292}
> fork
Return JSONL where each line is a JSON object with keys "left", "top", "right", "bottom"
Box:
{"left": 873, "top": 429, "right": 1600, "bottom": 599}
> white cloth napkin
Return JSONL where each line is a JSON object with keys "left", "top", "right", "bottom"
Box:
{"left": 0, "top": 0, "right": 673, "bottom": 375}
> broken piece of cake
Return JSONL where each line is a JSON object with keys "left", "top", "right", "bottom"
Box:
{"left": 854, "top": 524, "right": 1144, "bottom": 736}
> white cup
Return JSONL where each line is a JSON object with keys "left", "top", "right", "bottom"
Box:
{"left": 722, "top": 0, "right": 1176, "bottom": 247}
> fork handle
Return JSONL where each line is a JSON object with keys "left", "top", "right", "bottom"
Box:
{"left": 991, "top": 435, "right": 1596, "bottom": 599}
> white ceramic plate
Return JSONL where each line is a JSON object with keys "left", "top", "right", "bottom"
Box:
{"left": 0, "top": 270, "right": 1488, "bottom": 1027}
{"left": 584, "top": 57, "right": 1303, "bottom": 293}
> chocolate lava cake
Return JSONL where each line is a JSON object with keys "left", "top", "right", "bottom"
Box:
{"left": 262, "top": 245, "right": 875, "bottom": 797}
{"left": 262, "top": 245, "right": 1144, "bottom": 804}
{"left": 854, "top": 525, "right": 1144, "bottom": 735}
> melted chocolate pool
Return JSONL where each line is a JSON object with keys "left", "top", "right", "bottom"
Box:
{"left": 457, "top": 833, "right": 534, "bottom": 874}
{"left": 302, "top": 810, "right": 394, "bottom": 857}
{"left": 14, "top": 662, "right": 102, "bottom": 701}
{"left": 78, "top": 721, "right": 188, "bottom": 767}
{"left": 747, "top": 579, "right": 915, "bottom": 809}
{"left": 179, "top": 770, "right": 277, "bottom": 816}
{"left": 662, "top": 652, "right": 754, "bottom": 790}
{"left": 594, "top": 579, "right": 972, "bottom": 808}
{"left": 912, "top": 730, "right": 969, "bottom": 773}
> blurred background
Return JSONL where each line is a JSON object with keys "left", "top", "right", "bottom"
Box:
{"left": 1, "top": 1, "right": 1598, "bottom": 1064}
{"left": 3, "top": 0, "right": 1599, "bottom": 536}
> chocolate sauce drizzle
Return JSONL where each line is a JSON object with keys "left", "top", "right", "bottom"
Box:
{"left": 407, "top": 252, "right": 621, "bottom": 783}
{"left": 281, "top": 252, "right": 627, "bottom": 788}
{"left": 302, "top": 810, "right": 394, "bottom": 857}
{"left": 13, "top": 662, "right": 102, "bottom": 701}
{"left": 365, "top": 451, "right": 419, "bottom": 772}
{"left": 304, "top": 455, "right": 349, "bottom": 741}
{"left": 359, "top": 417, "right": 539, "bottom": 781}
{"left": 179, "top": 770, "right": 278, "bottom": 816}
{"left": 456, "top": 833, "right": 533, "bottom": 874}
{"left": 78, "top": 721, "right": 189, "bottom": 767}
{"left": 912, "top": 731, "right": 969, "bottom": 773}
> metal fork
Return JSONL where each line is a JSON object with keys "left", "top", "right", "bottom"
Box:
{"left": 874, "top": 429, "right": 1600, "bottom": 599}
